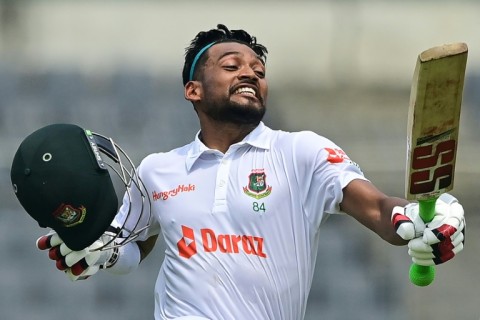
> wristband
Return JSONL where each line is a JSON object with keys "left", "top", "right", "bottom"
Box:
{"left": 105, "top": 241, "right": 141, "bottom": 275}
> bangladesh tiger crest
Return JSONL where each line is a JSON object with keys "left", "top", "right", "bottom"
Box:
{"left": 52, "top": 204, "right": 87, "bottom": 227}
{"left": 243, "top": 169, "right": 272, "bottom": 199}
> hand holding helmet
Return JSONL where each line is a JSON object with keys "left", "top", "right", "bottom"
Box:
{"left": 36, "top": 230, "right": 119, "bottom": 281}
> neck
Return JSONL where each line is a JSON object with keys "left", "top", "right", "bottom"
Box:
{"left": 198, "top": 118, "right": 258, "bottom": 154}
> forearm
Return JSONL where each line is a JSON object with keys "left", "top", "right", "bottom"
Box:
{"left": 106, "top": 234, "right": 158, "bottom": 275}
{"left": 105, "top": 241, "right": 141, "bottom": 275}
{"left": 138, "top": 234, "right": 158, "bottom": 261}
{"left": 341, "top": 179, "right": 409, "bottom": 246}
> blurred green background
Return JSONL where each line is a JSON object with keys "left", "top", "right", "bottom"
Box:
{"left": 1, "top": 1, "right": 479, "bottom": 319}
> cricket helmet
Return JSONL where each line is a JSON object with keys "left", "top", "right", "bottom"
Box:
{"left": 10, "top": 124, "right": 151, "bottom": 251}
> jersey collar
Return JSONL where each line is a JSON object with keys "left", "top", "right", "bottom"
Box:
{"left": 185, "top": 122, "right": 271, "bottom": 171}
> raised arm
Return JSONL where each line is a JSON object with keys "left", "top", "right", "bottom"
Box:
{"left": 340, "top": 179, "right": 409, "bottom": 246}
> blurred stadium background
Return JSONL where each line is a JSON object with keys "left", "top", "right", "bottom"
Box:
{"left": 1, "top": 1, "right": 479, "bottom": 319}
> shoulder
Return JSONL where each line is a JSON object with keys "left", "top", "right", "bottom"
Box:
{"left": 138, "top": 142, "right": 193, "bottom": 169}
{"left": 269, "top": 128, "right": 338, "bottom": 154}
{"left": 292, "top": 130, "right": 336, "bottom": 146}
{"left": 266, "top": 128, "right": 357, "bottom": 172}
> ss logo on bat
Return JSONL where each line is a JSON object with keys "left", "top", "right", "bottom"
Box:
{"left": 409, "top": 139, "right": 456, "bottom": 195}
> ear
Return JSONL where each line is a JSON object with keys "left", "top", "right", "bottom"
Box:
{"left": 184, "top": 81, "right": 202, "bottom": 103}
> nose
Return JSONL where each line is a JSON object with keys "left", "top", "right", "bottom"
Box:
{"left": 238, "top": 66, "right": 258, "bottom": 80}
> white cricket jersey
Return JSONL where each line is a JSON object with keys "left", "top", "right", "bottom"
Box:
{"left": 114, "top": 122, "right": 367, "bottom": 320}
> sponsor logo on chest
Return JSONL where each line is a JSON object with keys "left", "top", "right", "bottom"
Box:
{"left": 177, "top": 225, "right": 267, "bottom": 259}
{"left": 152, "top": 183, "right": 196, "bottom": 201}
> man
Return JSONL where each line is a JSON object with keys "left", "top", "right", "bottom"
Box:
{"left": 34, "top": 24, "right": 465, "bottom": 319}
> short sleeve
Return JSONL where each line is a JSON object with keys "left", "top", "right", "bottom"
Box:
{"left": 291, "top": 131, "right": 368, "bottom": 229}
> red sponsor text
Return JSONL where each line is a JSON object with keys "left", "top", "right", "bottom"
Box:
{"left": 177, "top": 226, "right": 267, "bottom": 259}
{"left": 152, "top": 184, "right": 196, "bottom": 201}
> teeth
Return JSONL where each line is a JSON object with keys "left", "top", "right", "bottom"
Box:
{"left": 234, "top": 87, "right": 256, "bottom": 96}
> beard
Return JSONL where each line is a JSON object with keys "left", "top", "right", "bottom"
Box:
{"left": 203, "top": 96, "right": 266, "bottom": 126}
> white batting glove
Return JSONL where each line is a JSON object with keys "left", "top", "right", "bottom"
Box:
{"left": 36, "top": 231, "right": 118, "bottom": 281}
{"left": 391, "top": 203, "right": 426, "bottom": 240}
{"left": 391, "top": 193, "right": 465, "bottom": 266}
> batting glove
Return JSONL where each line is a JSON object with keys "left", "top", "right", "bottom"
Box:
{"left": 36, "top": 231, "right": 118, "bottom": 281}
{"left": 391, "top": 193, "right": 465, "bottom": 266}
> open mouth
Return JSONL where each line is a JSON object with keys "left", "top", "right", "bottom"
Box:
{"left": 232, "top": 86, "right": 258, "bottom": 101}
{"left": 233, "top": 86, "right": 256, "bottom": 96}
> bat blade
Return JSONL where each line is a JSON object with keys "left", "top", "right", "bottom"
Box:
{"left": 405, "top": 42, "right": 468, "bottom": 286}
{"left": 406, "top": 43, "right": 468, "bottom": 201}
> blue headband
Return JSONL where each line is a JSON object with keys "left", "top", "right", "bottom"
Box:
{"left": 189, "top": 42, "right": 217, "bottom": 81}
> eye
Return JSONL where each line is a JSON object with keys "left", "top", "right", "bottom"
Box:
{"left": 254, "top": 70, "right": 265, "bottom": 78}
{"left": 223, "top": 65, "right": 238, "bottom": 71}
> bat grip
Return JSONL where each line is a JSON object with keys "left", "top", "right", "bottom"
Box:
{"left": 409, "top": 197, "right": 438, "bottom": 286}
{"left": 418, "top": 198, "right": 437, "bottom": 223}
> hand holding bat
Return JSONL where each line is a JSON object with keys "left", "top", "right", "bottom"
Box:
{"left": 392, "top": 193, "right": 465, "bottom": 273}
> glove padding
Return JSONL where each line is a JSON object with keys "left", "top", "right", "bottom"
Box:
{"left": 391, "top": 193, "right": 465, "bottom": 266}
{"left": 36, "top": 231, "right": 118, "bottom": 281}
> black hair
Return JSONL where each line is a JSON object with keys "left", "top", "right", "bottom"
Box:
{"left": 182, "top": 24, "right": 268, "bottom": 86}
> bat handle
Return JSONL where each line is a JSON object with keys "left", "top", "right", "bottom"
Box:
{"left": 409, "top": 197, "right": 438, "bottom": 286}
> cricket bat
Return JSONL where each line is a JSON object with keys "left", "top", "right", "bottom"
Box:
{"left": 406, "top": 42, "right": 468, "bottom": 286}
